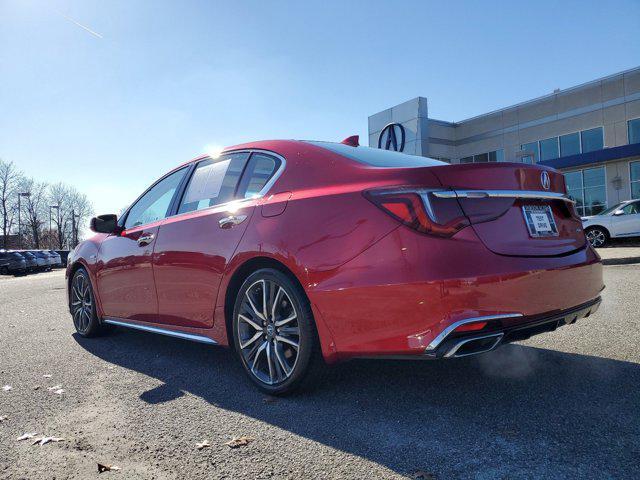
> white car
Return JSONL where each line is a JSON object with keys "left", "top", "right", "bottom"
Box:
{"left": 582, "top": 199, "right": 640, "bottom": 247}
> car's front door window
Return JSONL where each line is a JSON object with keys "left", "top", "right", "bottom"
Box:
{"left": 124, "top": 168, "right": 187, "bottom": 229}
{"left": 622, "top": 202, "right": 639, "bottom": 215}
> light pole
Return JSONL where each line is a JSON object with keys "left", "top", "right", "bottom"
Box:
{"left": 49, "top": 205, "right": 59, "bottom": 249}
{"left": 71, "top": 210, "right": 80, "bottom": 248}
{"left": 17, "top": 192, "right": 31, "bottom": 249}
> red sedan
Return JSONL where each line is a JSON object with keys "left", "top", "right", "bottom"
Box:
{"left": 66, "top": 138, "right": 604, "bottom": 394}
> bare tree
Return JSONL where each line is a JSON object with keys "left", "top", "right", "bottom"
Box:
{"left": 19, "top": 178, "right": 48, "bottom": 249}
{"left": 68, "top": 188, "right": 92, "bottom": 248}
{"left": 0, "top": 159, "right": 24, "bottom": 248}
{"left": 49, "top": 183, "right": 92, "bottom": 248}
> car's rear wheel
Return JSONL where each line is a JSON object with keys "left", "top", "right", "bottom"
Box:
{"left": 586, "top": 227, "right": 608, "bottom": 248}
{"left": 232, "top": 268, "right": 322, "bottom": 395}
{"left": 70, "top": 268, "right": 102, "bottom": 337}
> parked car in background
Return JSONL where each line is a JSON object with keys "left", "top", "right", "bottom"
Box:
{"left": 28, "top": 251, "right": 50, "bottom": 271}
{"left": 0, "top": 251, "right": 27, "bottom": 275}
{"left": 48, "top": 250, "right": 63, "bottom": 267}
{"left": 16, "top": 251, "right": 39, "bottom": 272}
{"left": 66, "top": 139, "right": 603, "bottom": 394}
{"left": 582, "top": 199, "right": 640, "bottom": 247}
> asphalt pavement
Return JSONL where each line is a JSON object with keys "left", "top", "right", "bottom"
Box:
{"left": 0, "top": 267, "right": 638, "bottom": 479}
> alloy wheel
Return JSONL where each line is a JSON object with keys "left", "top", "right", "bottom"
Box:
{"left": 71, "top": 273, "right": 93, "bottom": 334}
{"left": 586, "top": 229, "right": 606, "bottom": 248}
{"left": 237, "top": 279, "right": 300, "bottom": 386}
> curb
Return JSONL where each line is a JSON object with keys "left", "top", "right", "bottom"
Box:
{"left": 601, "top": 256, "right": 640, "bottom": 266}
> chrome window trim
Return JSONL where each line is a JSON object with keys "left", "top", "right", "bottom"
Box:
{"left": 425, "top": 313, "right": 523, "bottom": 352}
{"left": 120, "top": 149, "right": 286, "bottom": 229}
{"left": 432, "top": 189, "right": 576, "bottom": 204}
{"left": 102, "top": 318, "right": 218, "bottom": 344}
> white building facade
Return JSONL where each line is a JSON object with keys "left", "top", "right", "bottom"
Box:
{"left": 369, "top": 67, "right": 640, "bottom": 216}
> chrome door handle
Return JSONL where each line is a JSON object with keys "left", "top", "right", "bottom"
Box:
{"left": 137, "top": 233, "right": 155, "bottom": 246}
{"left": 218, "top": 214, "right": 247, "bottom": 229}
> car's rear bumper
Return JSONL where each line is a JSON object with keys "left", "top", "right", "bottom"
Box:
{"left": 424, "top": 296, "right": 601, "bottom": 359}
{"left": 307, "top": 225, "right": 604, "bottom": 361}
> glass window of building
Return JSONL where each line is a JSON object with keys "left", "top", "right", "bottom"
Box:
{"left": 520, "top": 142, "right": 539, "bottom": 163}
{"left": 580, "top": 127, "right": 604, "bottom": 153}
{"left": 540, "top": 137, "right": 559, "bottom": 161}
{"left": 560, "top": 132, "right": 581, "bottom": 156}
{"left": 629, "top": 118, "right": 640, "bottom": 145}
{"left": 565, "top": 167, "right": 606, "bottom": 216}
{"left": 565, "top": 171, "right": 584, "bottom": 213}
{"left": 488, "top": 149, "right": 504, "bottom": 162}
{"left": 460, "top": 156, "right": 473, "bottom": 164}
{"left": 631, "top": 161, "right": 640, "bottom": 199}
{"left": 473, "top": 153, "right": 489, "bottom": 163}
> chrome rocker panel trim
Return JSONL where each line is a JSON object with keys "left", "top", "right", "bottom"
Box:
{"left": 102, "top": 318, "right": 217, "bottom": 345}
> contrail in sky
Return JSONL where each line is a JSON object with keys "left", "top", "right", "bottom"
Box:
{"left": 54, "top": 9, "right": 103, "bottom": 39}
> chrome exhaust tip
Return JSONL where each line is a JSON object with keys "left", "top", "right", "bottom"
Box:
{"left": 444, "top": 333, "right": 504, "bottom": 358}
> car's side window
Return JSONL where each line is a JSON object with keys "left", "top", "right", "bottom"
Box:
{"left": 177, "top": 152, "right": 250, "bottom": 214}
{"left": 124, "top": 168, "right": 188, "bottom": 229}
{"left": 623, "top": 202, "right": 640, "bottom": 215}
{"left": 237, "top": 153, "right": 281, "bottom": 199}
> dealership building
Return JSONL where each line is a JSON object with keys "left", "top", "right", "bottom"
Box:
{"left": 369, "top": 66, "right": 640, "bottom": 216}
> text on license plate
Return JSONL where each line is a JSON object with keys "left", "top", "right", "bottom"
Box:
{"left": 522, "top": 205, "right": 559, "bottom": 238}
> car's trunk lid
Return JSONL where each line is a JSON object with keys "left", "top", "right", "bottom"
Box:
{"left": 429, "top": 163, "right": 586, "bottom": 256}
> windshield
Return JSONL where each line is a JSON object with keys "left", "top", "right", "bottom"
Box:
{"left": 304, "top": 141, "right": 445, "bottom": 168}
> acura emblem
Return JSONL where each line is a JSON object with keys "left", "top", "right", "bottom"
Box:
{"left": 541, "top": 171, "right": 550, "bottom": 190}
{"left": 378, "top": 123, "right": 406, "bottom": 152}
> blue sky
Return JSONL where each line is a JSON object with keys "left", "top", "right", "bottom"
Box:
{"left": 1, "top": 0, "right": 639, "bottom": 215}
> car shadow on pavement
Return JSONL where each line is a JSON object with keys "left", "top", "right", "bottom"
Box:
{"left": 74, "top": 328, "right": 640, "bottom": 478}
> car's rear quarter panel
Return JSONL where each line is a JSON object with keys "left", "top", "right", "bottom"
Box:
{"left": 306, "top": 225, "right": 603, "bottom": 358}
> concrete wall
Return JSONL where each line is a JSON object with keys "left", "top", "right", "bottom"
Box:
{"left": 368, "top": 97, "right": 429, "bottom": 156}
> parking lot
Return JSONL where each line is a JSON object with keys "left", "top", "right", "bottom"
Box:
{"left": 0, "top": 266, "right": 638, "bottom": 479}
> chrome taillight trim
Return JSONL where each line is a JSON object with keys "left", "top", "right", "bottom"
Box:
{"left": 432, "top": 189, "right": 576, "bottom": 204}
{"left": 425, "top": 313, "right": 523, "bottom": 352}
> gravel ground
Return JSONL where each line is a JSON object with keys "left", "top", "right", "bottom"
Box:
{"left": 0, "top": 267, "right": 638, "bottom": 479}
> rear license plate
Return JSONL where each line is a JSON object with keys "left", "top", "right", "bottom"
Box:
{"left": 522, "top": 205, "right": 559, "bottom": 238}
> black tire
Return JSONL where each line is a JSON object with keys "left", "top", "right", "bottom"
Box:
{"left": 586, "top": 227, "right": 609, "bottom": 248}
{"left": 232, "top": 268, "right": 323, "bottom": 395}
{"left": 70, "top": 268, "right": 103, "bottom": 337}
{"left": 0, "top": 266, "right": 8, "bottom": 275}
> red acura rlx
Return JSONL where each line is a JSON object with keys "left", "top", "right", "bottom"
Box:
{"left": 66, "top": 138, "right": 604, "bottom": 394}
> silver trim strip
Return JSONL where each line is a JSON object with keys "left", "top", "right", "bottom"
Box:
{"left": 425, "top": 313, "right": 522, "bottom": 352}
{"left": 432, "top": 189, "right": 576, "bottom": 204}
{"left": 444, "top": 333, "right": 504, "bottom": 358}
{"left": 102, "top": 318, "right": 218, "bottom": 345}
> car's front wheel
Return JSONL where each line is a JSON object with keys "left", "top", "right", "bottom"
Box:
{"left": 70, "top": 268, "right": 103, "bottom": 337}
{"left": 586, "top": 227, "right": 609, "bottom": 248}
{"left": 232, "top": 268, "right": 322, "bottom": 395}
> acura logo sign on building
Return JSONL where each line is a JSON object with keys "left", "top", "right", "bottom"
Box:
{"left": 378, "top": 123, "right": 405, "bottom": 152}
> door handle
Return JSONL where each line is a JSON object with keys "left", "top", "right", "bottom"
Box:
{"left": 218, "top": 214, "right": 247, "bottom": 229}
{"left": 137, "top": 233, "right": 155, "bottom": 246}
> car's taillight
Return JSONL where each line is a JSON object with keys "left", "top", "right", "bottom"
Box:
{"left": 364, "top": 188, "right": 470, "bottom": 237}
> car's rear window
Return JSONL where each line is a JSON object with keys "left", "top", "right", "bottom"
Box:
{"left": 304, "top": 141, "right": 445, "bottom": 168}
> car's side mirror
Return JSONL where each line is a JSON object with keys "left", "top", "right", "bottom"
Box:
{"left": 90, "top": 214, "right": 121, "bottom": 234}
{"left": 613, "top": 209, "right": 624, "bottom": 216}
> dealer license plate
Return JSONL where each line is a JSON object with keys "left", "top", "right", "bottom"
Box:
{"left": 522, "top": 205, "right": 559, "bottom": 238}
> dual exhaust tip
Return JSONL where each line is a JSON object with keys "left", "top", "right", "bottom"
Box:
{"left": 443, "top": 333, "right": 504, "bottom": 358}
